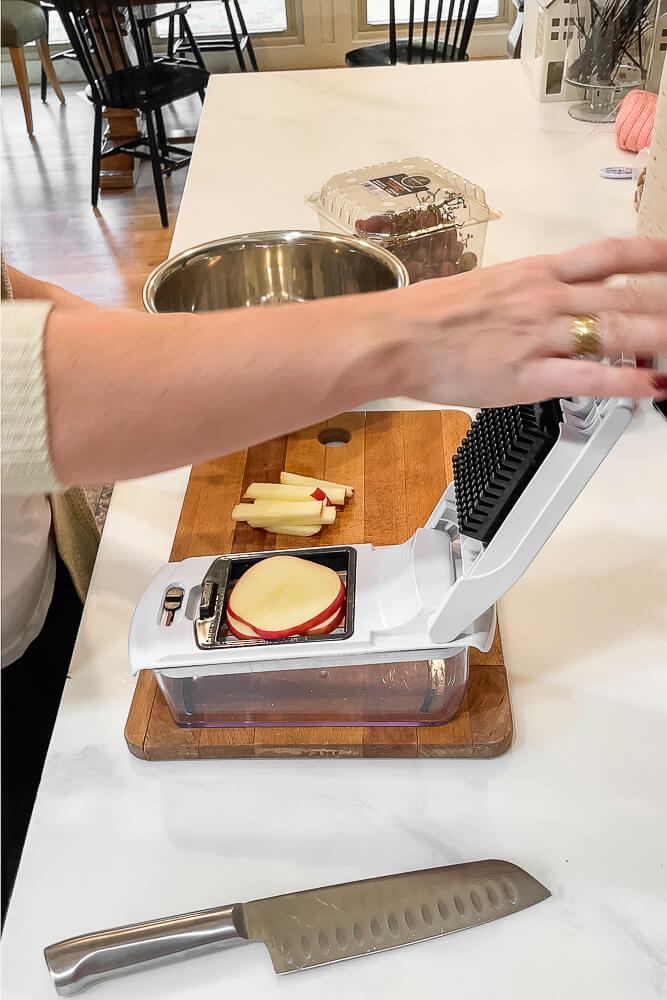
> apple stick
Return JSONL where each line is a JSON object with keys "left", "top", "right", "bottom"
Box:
{"left": 248, "top": 521, "right": 322, "bottom": 537}
{"left": 248, "top": 509, "right": 335, "bottom": 528}
{"left": 280, "top": 472, "right": 352, "bottom": 500}
{"left": 251, "top": 500, "right": 335, "bottom": 524}
{"left": 232, "top": 500, "right": 324, "bottom": 524}
{"left": 244, "top": 483, "right": 328, "bottom": 502}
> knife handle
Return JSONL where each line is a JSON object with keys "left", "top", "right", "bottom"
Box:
{"left": 44, "top": 903, "right": 247, "bottom": 996}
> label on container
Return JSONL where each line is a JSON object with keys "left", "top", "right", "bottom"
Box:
{"left": 599, "top": 166, "right": 633, "bottom": 179}
{"left": 362, "top": 172, "right": 433, "bottom": 200}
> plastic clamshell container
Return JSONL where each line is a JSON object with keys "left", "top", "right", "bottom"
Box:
{"left": 307, "top": 156, "right": 500, "bottom": 284}
{"left": 154, "top": 649, "right": 469, "bottom": 728}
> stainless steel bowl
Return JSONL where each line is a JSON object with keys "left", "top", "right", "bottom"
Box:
{"left": 142, "top": 230, "right": 409, "bottom": 313}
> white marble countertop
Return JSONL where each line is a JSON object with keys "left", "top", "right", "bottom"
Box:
{"left": 3, "top": 60, "right": 666, "bottom": 1000}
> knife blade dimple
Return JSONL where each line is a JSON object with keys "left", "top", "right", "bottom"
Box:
{"left": 239, "top": 860, "right": 550, "bottom": 974}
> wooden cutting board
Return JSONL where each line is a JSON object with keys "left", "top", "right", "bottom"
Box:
{"left": 125, "top": 410, "right": 512, "bottom": 760}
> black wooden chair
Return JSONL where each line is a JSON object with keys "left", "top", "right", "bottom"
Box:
{"left": 53, "top": 0, "right": 209, "bottom": 227}
{"left": 137, "top": 3, "right": 207, "bottom": 71}
{"left": 41, "top": 2, "right": 207, "bottom": 100}
{"left": 346, "top": 0, "right": 480, "bottom": 66}
{"left": 167, "top": 0, "right": 258, "bottom": 72}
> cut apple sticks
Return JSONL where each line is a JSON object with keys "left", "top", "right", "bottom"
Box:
{"left": 233, "top": 470, "right": 353, "bottom": 539}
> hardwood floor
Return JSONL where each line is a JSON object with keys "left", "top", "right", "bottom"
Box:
{"left": 2, "top": 83, "right": 204, "bottom": 525}
{"left": 1, "top": 84, "right": 202, "bottom": 307}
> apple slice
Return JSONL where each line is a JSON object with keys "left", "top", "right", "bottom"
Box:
{"left": 248, "top": 520, "right": 322, "bottom": 537}
{"left": 280, "top": 472, "right": 352, "bottom": 501}
{"left": 227, "top": 601, "right": 344, "bottom": 640}
{"left": 305, "top": 605, "right": 345, "bottom": 635}
{"left": 230, "top": 581, "right": 345, "bottom": 640}
{"left": 228, "top": 556, "right": 344, "bottom": 639}
{"left": 225, "top": 613, "right": 261, "bottom": 640}
{"left": 232, "top": 500, "right": 324, "bottom": 525}
{"left": 244, "top": 483, "right": 329, "bottom": 503}
{"left": 228, "top": 587, "right": 345, "bottom": 639}
{"left": 242, "top": 583, "right": 345, "bottom": 640}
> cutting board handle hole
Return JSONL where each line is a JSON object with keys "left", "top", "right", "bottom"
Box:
{"left": 318, "top": 428, "right": 351, "bottom": 447}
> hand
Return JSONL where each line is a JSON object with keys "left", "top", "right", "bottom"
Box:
{"left": 384, "top": 237, "right": 667, "bottom": 406}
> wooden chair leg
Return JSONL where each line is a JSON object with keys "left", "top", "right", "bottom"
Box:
{"left": 145, "top": 111, "right": 169, "bottom": 228}
{"left": 8, "top": 47, "right": 33, "bottom": 135}
{"left": 91, "top": 104, "right": 102, "bottom": 208}
{"left": 35, "top": 37, "right": 65, "bottom": 104}
{"left": 223, "top": 1, "right": 247, "bottom": 72}
{"left": 234, "top": 0, "right": 258, "bottom": 71}
{"left": 41, "top": 6, "right": 49, "bottom": 101}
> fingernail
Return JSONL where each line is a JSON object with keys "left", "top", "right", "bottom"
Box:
{"left": 636, "top": 353, "right": 655, "bottom": 369}
{"left": 650, "top": 374, "right": 667, "bottom": 391}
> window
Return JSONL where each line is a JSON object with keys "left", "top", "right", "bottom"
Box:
{"left": 364, "top": 0, "right": 501, "bottom": 28}
{"left": 154, "top": 0, "right": 289, "bottom": 37}
{"left": 46, "top": 14, "right": 69, "bottom": 44}
{"left": 46, "top": 1, "right": 291, "bottom": 45}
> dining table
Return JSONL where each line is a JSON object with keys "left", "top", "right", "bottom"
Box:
{"left": 2, "top": 58, "right": 666, "bottom": 1000}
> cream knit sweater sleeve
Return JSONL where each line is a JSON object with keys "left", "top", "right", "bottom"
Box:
{"left": 1, "top": 297, "right": 62, "bottom": 495}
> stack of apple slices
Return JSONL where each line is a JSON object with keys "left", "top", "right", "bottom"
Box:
{"left": 226, "top": 556, "right": 346, "bottom": 640}
{"left": 231, "top": 472, "right": 354, "bottom": 538}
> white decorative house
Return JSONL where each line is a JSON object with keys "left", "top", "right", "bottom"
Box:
{"left": 522, "top": 0, "right": 578, "bottom": 101}
{"left": 647, "top": 0, "right": 667, "bottom": 93}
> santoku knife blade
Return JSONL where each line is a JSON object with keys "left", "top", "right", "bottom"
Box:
{"left": 45, "top": 860, "right": 550, "bottom": 995}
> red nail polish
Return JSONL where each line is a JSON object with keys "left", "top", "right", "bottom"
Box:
{"left": 636, "top": 353, "right": 655, "bottom": 369}
{"left": 651, "top": 374, "right": 667, "bottom": 391}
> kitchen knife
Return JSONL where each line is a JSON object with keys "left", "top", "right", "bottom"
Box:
{"left": 44, "top": 860, "right": 550, "bottom": 996}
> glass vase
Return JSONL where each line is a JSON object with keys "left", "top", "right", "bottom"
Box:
{"left": 564, "top": 0, "right": 657, "bottom": 122}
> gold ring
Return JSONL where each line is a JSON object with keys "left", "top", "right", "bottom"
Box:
{"left": 570, "top": 314, "right": 603, "bottom": 359}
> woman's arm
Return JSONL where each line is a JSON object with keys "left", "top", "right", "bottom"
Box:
{"left": 45, "top": 292, "right": 398, "bottom": 484}
{"left": 37, "top": 236, "right": 667, "bottom": 487}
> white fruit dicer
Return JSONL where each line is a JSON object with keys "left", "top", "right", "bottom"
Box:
{"left": 129, "top": 392, "right": 633, "bottom": 679}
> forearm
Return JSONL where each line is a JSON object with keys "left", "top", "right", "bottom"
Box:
{"left": 6, "top": 265, "right": 94, "bottom": 309}
{"left": 26, "top": 236, "right": 667, "bottom": 489}
{"left": 44, "top": 293, "right": 403, "bottom": 485}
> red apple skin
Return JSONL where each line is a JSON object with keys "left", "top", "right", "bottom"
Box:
{"left": 305, "top": 606, "right": 345, "bottom": 635}
{"left": 310, "top": 486, "right": 340, "bottom": 507}
{"left": 228, "top": 604, "right": 345, "bottom": 640}
{"left": 228, "top": 582, "right": 345, "bottom": 640}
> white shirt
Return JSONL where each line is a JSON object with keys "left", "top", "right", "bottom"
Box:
{"left": 1, "top": 494, "right": 56, "bottom": 667}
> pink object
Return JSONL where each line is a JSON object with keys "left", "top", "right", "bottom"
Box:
{"left": 616, "top": 89, "right": 658, "bottom": 152}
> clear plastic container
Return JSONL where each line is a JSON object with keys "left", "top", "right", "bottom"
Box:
{"left": 154, "top": 650, "right": 469, "bottom": 728}
{"left": 307, "top": 157, "right": 500, "bottom": 284}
